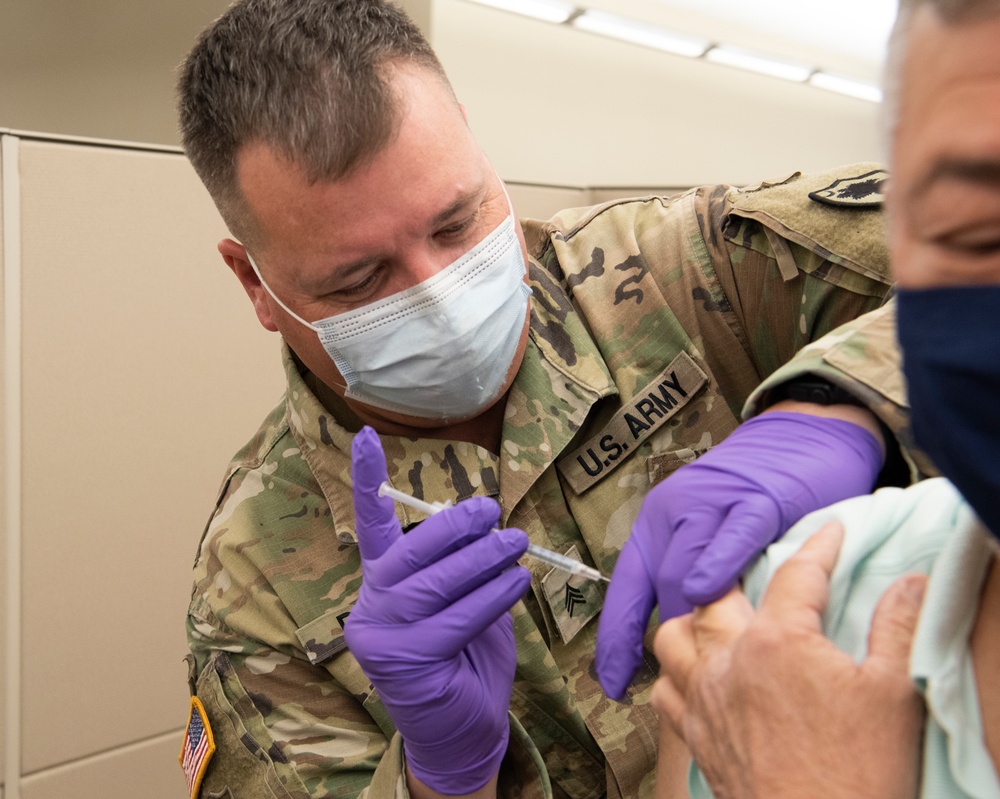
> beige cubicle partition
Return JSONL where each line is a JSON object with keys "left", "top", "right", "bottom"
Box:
{"left": 2, "top": 136, "right": 9, "bottom": 797}
{"left": 1, "top": 132, "right": 286, "bottom": 799}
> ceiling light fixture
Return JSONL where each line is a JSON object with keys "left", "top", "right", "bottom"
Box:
{"left": 460, "top": 0, "right": 883, "bottom": 103}
{"left": 704, "top": 46, "right": 813, "bottom": 83}
{"left": 571, "top": 9, "right": 710, "bottom": 58}
{"left": 463, "top": 0, "right": 578, "bottom": 24}
{"left": 809, "top": 72, "right": 883, "bottom": 102}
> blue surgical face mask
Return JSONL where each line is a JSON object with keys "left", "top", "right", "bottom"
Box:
{"left": 247, "top": 192, "right": 532, "bottom": 422}
{"left": 897, "top": 285, "right": 1000, "bottom": 540}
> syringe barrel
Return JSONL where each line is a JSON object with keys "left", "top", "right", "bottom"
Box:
{"left": 377, "top": 482, "right": 605, "bottom": 581}
{"left": 525, "top": 543, "right": 602, "bottom": 581}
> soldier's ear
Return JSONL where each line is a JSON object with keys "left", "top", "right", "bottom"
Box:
{"left": 218, "top": 238, "right": 279, "bottom": 332}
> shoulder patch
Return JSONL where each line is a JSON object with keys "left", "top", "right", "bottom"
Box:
{"left": 727, "top": 162, "right": 890, "bottom": 283}
{"left": 180, "top": 696, "right": 216, "bottom": 799}
{"left": 808, "top": 168, "right": 888, "bottom": 208}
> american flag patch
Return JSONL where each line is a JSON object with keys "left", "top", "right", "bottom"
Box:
{"left": 179, "top": 696, "right": 216, "bottom": 798}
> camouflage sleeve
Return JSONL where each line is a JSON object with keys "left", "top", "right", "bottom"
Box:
{"left": 185, "top": 442, "right": 402, "bottom": 799}
{"left": 741, "top": 298, "right": 939, "bottom": 482}
{"left": 188, "top": 586, "right": 399, "bottom": 799}
{"left": 696, "top": 164, "right": 895, "bottom": 383}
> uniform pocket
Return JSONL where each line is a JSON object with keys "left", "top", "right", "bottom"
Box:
{"left": 194, "top": 652, "right": 310, "bottom": 799}
{"left": 646, "top": 445, "right": 707, "bottom": 485}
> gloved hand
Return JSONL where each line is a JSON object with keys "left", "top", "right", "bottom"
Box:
{"left": 595, "top": 411, "right": 884, "bottom": 700}
{"left": 343, "top": 426, "right": 532, "bottom": 795}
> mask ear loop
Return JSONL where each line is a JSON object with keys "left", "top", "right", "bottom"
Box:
{"left": 495, "top": 169, "right": 516, "bottom": 224}
{"left": 245, "top": 251, "right": 322, "bottom": 332}
{"left": 494, "top": 171, "right": 529, "bottom": 288}
{"left": 243, "top": 250, "right": 350, "bottom": 392}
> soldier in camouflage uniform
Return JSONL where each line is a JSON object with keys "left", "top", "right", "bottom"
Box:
{"left": 176, "top": 2, "right": 900, "bottom": 798}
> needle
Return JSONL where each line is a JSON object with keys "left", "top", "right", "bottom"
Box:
{"left": 377, "top": 482, "right": 610, "bottom": 583}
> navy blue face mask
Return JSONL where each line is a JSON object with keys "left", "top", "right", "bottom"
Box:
{"left": 896, "top": 285, "right": 1000, "bottom": 540}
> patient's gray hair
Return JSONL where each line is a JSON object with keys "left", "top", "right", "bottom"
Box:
{"left": 883, "top": 0, "right": 1000, "bottom": 152}
{"left": 177, "top": 0, "right": 452, "bottom": 248}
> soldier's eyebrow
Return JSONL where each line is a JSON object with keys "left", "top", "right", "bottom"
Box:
{"left": 911, "top": 158, "right": 1000, "bottom": 197}
{"left": 429, "top": 183, "right": 487, "bottom": 228}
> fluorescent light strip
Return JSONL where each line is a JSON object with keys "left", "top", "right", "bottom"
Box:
{"left": 460, "top": 0, "right": 882, "bottom": 103}
{"left": 810, "top": 72, "right": 883, "bottom": 102}
{"left": 571, "top": 9, "right": 710, "bottom": 58}
{"left": 464, "top": 0, "right": 578, "bottom": 24}
{"left": 705, "top": 46, "right": 813, "bottom": 83}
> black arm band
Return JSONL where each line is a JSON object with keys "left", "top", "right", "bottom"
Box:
{"left": 769, "top": 375, "right": 864, "bottom": 407}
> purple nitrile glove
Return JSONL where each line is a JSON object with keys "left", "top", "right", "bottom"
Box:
{"left": 343, "top": 426, "right": 532, "bottom": 795}
{"left": 595, "top": 411, "right": 884, "bottom": 700}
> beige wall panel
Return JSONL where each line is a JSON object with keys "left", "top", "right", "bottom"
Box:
{"left": 507, "top": 184, "right": 699, "bottom": 223}
{"left": 433, "top": 0, "right": 883, "bottom": 189}
{"left": 398, "top": 0, "right": 433, "bottom": 38}
{"left": 16, "top": 140, "right": 284, "bottom": 772}
{"left": 20, "top": 732, "right": 186, "bottom": 799}
{"left": 0, "top": 0, "right": 232, "bottom": 146}
{"left": 2, "top": 64, "right": 185, "bottom": 150}
{"left": 589, "top": 187, "right": 693, "bottom": 204}
{"left": 506, "top": 182, "right": 588, "bottom": 221}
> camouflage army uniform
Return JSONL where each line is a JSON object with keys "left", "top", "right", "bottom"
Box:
{"left": 186, "top": 164, "right": 893, "bottom": 799}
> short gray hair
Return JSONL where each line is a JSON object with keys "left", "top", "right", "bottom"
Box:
{"left": 882, "top": 0, "right": 1000, "bottom": 153}
{"left": 177, "top": 0, "right": 451, "bottom": 247}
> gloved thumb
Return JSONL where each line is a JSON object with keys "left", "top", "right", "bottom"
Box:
{"left": 865, "top": 572, "right": 927, "bottom": 672}
{"left": 596, "top": 540, "right": 656, "bottom": 700}
{"left": 351, "top": 425, "right": 402, "bottom": 562}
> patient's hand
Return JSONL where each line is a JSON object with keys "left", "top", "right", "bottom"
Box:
{"left": 651, "top": 522, "right": 927, "bottom": 799}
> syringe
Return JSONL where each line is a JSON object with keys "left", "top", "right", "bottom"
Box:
{"left": 377, "top": 482, "right": 609, "bottom": 583}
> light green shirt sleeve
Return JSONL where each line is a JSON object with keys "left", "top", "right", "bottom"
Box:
{"left": 687, "top": 478, "right": 1000, "bottom": 799}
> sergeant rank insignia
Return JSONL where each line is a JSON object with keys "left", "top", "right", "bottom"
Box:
{"left": 541, "top": 545, "right": 604, "bottom": 644}
{"left": 808, "top": 168, "right": 888, "bottom": 207}
{"left": 180, "top": 696, "right": 216, "bottom": 799}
